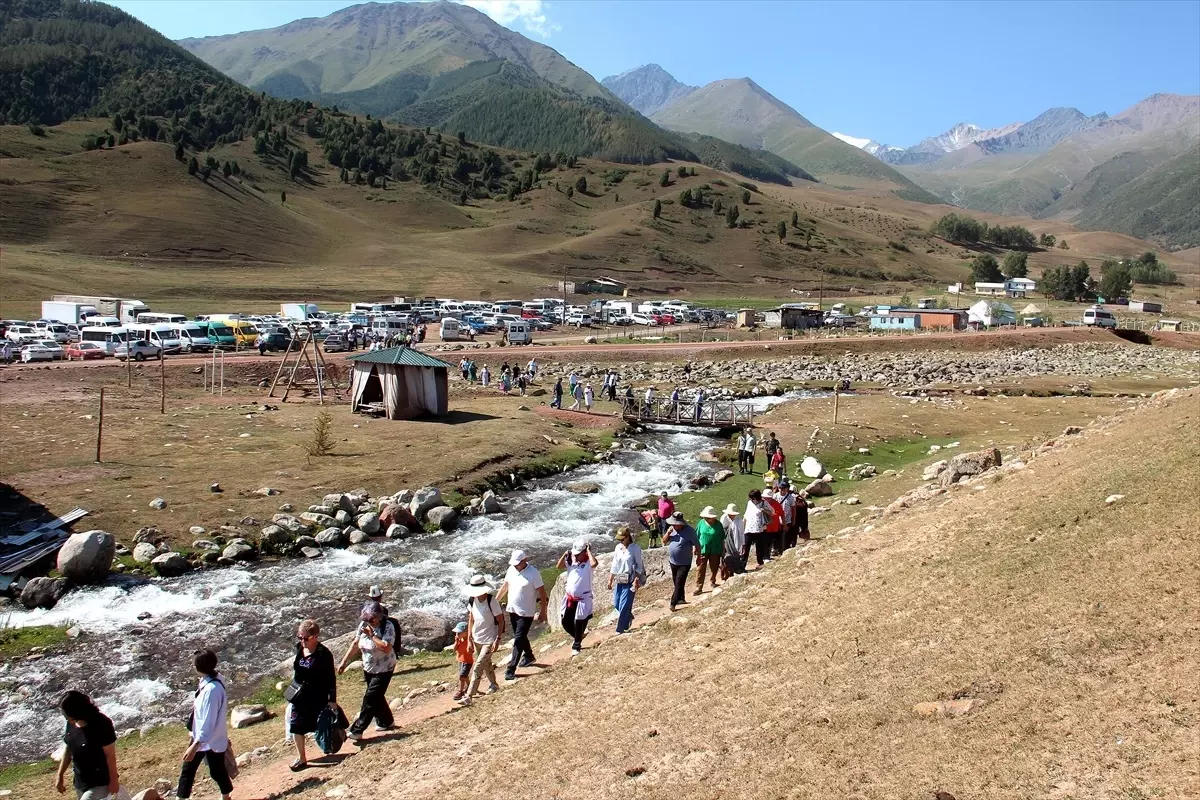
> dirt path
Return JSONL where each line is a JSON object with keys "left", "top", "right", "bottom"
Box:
{"left": 227, "top": 574, "right": 747, "bottom": 800}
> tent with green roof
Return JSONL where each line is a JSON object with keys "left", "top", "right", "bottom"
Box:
{"left": 347, "top": 346, "right": 451, "bottom": 419}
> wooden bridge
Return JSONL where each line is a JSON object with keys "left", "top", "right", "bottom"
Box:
{"left": 619, "top": 397, "right": 755, "bottom": 429}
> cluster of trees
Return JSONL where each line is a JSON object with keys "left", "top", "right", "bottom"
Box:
{"left": 1039, "top": 251, "right": 1176, "bottom": 302}
{"left": 1126, "top": 251, "right": 1177, "bottom": 284}
{"left": 680, "top": 134, "right": 815, "bottom": 186}
{"left": 1040, "top": 262, "right": 1095, "bottom": 301}
{"left": 931, "top": 213, "right": 1037, "bottom": 250}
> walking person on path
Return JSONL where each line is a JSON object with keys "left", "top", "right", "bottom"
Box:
{"left": 569, "top": 381, "right": 583, "bottom": 411}
{"left": 451, "top": 622, "right": 472, "bottom": 702}
{"left": 763, "top": 488, "right": 786, "bottom": 557}
{"left": 568, "top": 371, "right": 579, "bottom": 393}
{"left": 459, "top": 575, "right": 505, "bottom": 705}
{"left": 55, "top": 691, "right": 129, "bottom": 800}
{"left": 720, "top": 503, "right": 746, "bottom": 577}
{"left": 737, "top": 428, "right": 758, "bottom": 474}
{"left": 556, "top": 540, "right": 598, "bottom": 655}
{"left": 527, "top": 358, "right": 538, "bottom": 380}
{"left": 517, "top": 372, "right": 528, "bottom": 396}
{"left": 459, "top": 357, "right": 469, "bottom": 380}
{"left": 693, "top": 387, "right": 706, "bottom": 423}
{"left": 467, "top": 359, "right": 477, "bottom": 383}
{"left": 669, "top": 386, "right": 681, "bottom": 419}
{"left": 176, "top": 649, "right": 234, "bottom": 800}
{"left": 286, "top": 619, "right": 338, "bottom": 771}
{"left": 336, "top": 602, "right": 397, "bottom": 742}
{"left": 552, "top": 376, "right": 564, "bottom": 408}
{"left": 497, "top": 550, "right": 547, "bottom": 682}
{"left": 770, "top": 444, "right": 786, "bottom": 478}
{"left": 797, "top": 490, "right": 811, "bottom": 541}
{"left": 480, "top": 365, "right": 490, "bottom": 388}
{"left": 780, "top": 482, "right": 799, "bottom": 552}
{"left": 764, "top": 432, "right": 780, "bottom": 468}
{"left": 643, "top": 385, "right": 656, "bottom": 417}
{"left": 694, "top": 506, "right": 724, "bottom": 593}
{"left": 657, "top": 492, "right": 675, "bottom": 540}
{"left": 662, "top": 512, "right": 698, "bottom": 612}
{"left": 623, "top": 384, "right": 634, "bottom": 413}
{"left": 583, "top": 383, "right": 594, "bottom": 413}
{"left": 742, "top": 490, "right": 771, "bottom": 570}
{"left": 608, "top": 526, "right": 645, "bottom": 634}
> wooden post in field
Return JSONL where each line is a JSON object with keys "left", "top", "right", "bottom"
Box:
{"left": 95, "top": 388, "right": 104, "bottom": 462}
{"left": 160, "top": 356, "right": 166, "bottom": 414}
{"left": 833, "top": 386, "right": 840, "bottom": 425}
{"left": 126, "top": 349, "right": 132, "bottom": 388}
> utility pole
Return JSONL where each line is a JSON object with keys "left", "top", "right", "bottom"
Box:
{"left": 561, "top": 265, "right": 567, "bottom": 325}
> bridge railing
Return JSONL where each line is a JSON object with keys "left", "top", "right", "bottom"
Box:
{"left": 620, "top": 397, "right": 754, "bottom": 427}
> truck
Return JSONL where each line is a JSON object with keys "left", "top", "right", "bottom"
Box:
{"left": 42, "top": 300, "right": 100, "bottom": 324}
{"left": 51, "top": 295, "right": 149, "bottom": 326}
{"left": 281, "top": 303, "right": 319, "bottom": 320}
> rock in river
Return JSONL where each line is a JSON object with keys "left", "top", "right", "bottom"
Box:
{"left": 57, "top": 530, "right": 116, "bottom": 585}
{"left": 151, "top": 552, "right": 191, "bottom": 578}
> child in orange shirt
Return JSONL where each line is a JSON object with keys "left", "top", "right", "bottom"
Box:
{"left": 452, "top": 621, "right": 472, "bottom": 701}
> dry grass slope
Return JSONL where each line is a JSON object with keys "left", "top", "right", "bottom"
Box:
{"left": 299, "top": 389, "right": 1199, "bottom": 799}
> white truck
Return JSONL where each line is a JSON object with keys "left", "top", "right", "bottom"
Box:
{"left": 281, "top": 303, "right": 319, "bottom": 320}
{"left": 51, "top": 295, "right": 149, "bottom": 326}
{"left": 42, "top": 300, "right": 100, "bottom": 324}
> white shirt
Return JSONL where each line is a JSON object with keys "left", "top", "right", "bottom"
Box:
{"left": 721, "top": 514, "right": 745, "bottom": 552}
{"left": 645, "top": 388, "right": 655, "bottom": 403}
{"left": 561, "top": 561, "right": 595, "bottom": 618}
{"left": 743, "top": 501, "right": 766, "bottom": 534}
{"left": 503, "top": 564, "right": 545, "bottom": 617}
{"left": 469, "top": 595, "right": 504, "bottom": 645}
{"left": 358, "top": 619, "right": 397, "bottom": 674}
{"left": 781, "top": 493, "right": 797, "bottom": 525}
{"left": 190, "top": 674, "right": 230, "bottom": 753}
{"left": 610, "top": 542, "right": 645, "bottom": 584}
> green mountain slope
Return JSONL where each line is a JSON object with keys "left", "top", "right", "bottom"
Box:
{"left": 1071, "top": 144, "right": 1200, "bottom": 249}
{"left": 178, "top": 0, "right": 611, "bottom": 101}
{"left": 651, "top": 78, "right": 939, "bottom": 201}
{"left": 679, "top": 133, "right": 815, "bottom": 185}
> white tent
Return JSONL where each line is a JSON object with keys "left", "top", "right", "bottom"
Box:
{"left": 968, "top": 300, "right": 1017, "bottom": 328}
{"left": 349, "top": 347, "right": 450, "bottom": 419}
{"left": 1020, "top": 303, "right": 1043, "bottom": 316}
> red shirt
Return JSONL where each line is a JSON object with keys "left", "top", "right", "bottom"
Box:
{"left": 764, "top": 499, "right": 784, "bottom": 533}
{"left": 657, "top": 497, "right": 675, "bottom": 520}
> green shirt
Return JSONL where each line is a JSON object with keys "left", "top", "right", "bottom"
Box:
{"left": 696, "top": 519, "right": 724, "bottom": 555}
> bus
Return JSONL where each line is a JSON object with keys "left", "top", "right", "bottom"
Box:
{"left": 80, "top": 326, "right": 132, "bottom": 355}
{"left": 135, "top": 312, "right": 187, "bottom": 325}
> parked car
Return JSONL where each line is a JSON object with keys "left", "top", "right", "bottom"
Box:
{"left": 322, "top": 332, "right": 351, "bottom": 352}
{"left": 114, "top": 340, "right": 163, "bottom": 361}
{"left": 531, "top": 319, "right": 556, "bottom": 331}
{"left": 34, "top": 339, "right": 65, "bottom": 359}
{"left": 564, "top": 313, "right": 593, "bottom": 327}
{"left": 20, "top": 344, "right": 57, "bottom": 362}
{"left": 65, "top": 324, "right": 83, "bottom": 342}
{"left": 65, "top": 341, "right": 108, "bottom": 360}
{"left": 261, "top": 331, "right": 293, "bottom": 351}
{"left": 609, "top": 315, "right": 634, "bottom": 326}
{"left": 630, "top": 313, "right": 655, "bottom": 326}
{"left": 5, "top": 325, "right": 41, "bottom": 344}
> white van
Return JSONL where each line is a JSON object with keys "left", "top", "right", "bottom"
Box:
{"left": 439, "top": 302, "right": 465, "bottom": 318}
{"left": 371, "top": 316, "right": 408, "bottom": 339}
{"left": 1082, "top": 306, "right": 1117, "bottom": 329}
{"left": 80, "top": 326, "right": 131, "bottom": 355}
{"left": 128, "top": 324, "right": 183, "bottom": 354}
{"left": 505, "top": 321, "right": 532, "bottom": 345}
{"left": 136, "top": 312, "right": 187, "bottom": 325}
{"left": 173, "top": 323, "right": 214, "bottom": 353}
{"left": 439, "top": 317, "right": 461, "bottom": 341}
{"left": 84, "top": 315, "right": 122, "bottom": 327}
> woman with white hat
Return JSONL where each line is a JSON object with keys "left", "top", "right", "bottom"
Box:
{"left": 720, "top": 504, "right": 746, "bottom": 577}
{"left": 661, "top": 512, "right": 698, "bottom": 612}
{"left": 607, "top": 526, "right": 645, "bottom": 634}
{"left": 555, "top": 540, "right": 598, "bottom": 654}
{"left": 458, "top": 574, "right": 505, "bottom": 705}
{"left": 694, "top": 506, "right": 724, "bottom": 593}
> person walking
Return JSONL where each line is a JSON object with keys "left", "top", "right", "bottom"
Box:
{"left": 568, "top": 371, "right": 579, "bottom": 394}
{"left": 527, "top": 358, "right": 538, "bottom": 381}
{"left": 497, "top": 550, "right": 547, "bottom": 681}
{"left": 555, "top": 540, "right": 597, "bottom": 655}
{"left": 763, "top": 488, "right": 786, "bottom": 557}
{"left": 55, "top": 691, "right": 128, "bottom": 800}
{"left": 643, "top": 385, "right": 656, "bottom": 417}
{"left": 694, "top": 506, "right": 724, "bottom": 593}
{"left": 669, "top": 386, "right": 681, "bottom": 420}
{"left": 764, "top": 432, "right": 780, "bottom": 468}
{"left": 1, "top": 341, "right": 12, "bottom": 365}
{"left": 656, "top": 492, "right": 675, "bottom": 540}
{"left": 662, "top": 512, "right": 698, "bottom": 612}
{"left": 451, "top": 622, "right": 472, "bottom": 702}
{"left": 517, "top": 372, "right": 528, "bottom": 396}
{"left": 623, "top": 384, "right": 634, "bottom": 413}
{"left": 480, "top": 364, "right": 490, "bottom": 388}
{"left": 637, "top": 508, "right": 660, "bottom": 549}
{"left": 467, "top": 359, "right": 477, "bottom": 383}
{"left": 606, "top": 370, "right": 618, "bottom": 401}
{"left": 460, "top": 357, "right": 469, "bottom": 380}
{"left": 693, "top": 387, "right": 706, "bottom": 423}
{"left": 583, "top": 383, "right": 594, "bottom": 413}
{"left": 797, "top": 490, "right": 811, "bottom": 541}
{"left": 720, "top": 503, "right": 746, "bottom": 577}
{"left": 459, "top": 574, "right": 505, "bottom": 705}
{"left": 287, "top": 619, "right": 337, "bottom": 771}
{"left": 552, "top": 376, "right": 564, "bottom": 409}
{"left": 780, "top": 482, "right": 799, "bottom": 552}
{"left": 770, "top": 444, "right": 786, "bottom": 477}
{"left": 737, "top": 428, "right": 757, "bottom": 474}
{"left": 608, "top": 526, "right": 645, "bottom": 634}
{"left": 176, "top": 649, "right": 234, "bottom": 800}
{"left": 336, "top": 602, "right": 397, "bottom": 742}
{"left": 569, "top": 381, "right": 583, "bottom": 411}
{"left": 743, "top": 490, "right": 771, "bottom": 569}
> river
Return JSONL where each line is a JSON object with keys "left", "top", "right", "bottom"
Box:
{"left": 0, "top": 392, "right": 814, "bottom": 764}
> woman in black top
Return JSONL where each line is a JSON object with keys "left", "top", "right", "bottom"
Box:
{"left": 289, "top": 618, "right": 337, "bottom": 771}
{"left": 55, "top": 690, "right": 124, "bottom": 799}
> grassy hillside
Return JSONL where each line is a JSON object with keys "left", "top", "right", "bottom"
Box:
{"left": 1072, "top": 144, "right": 1200, "bottom": 249}
{"left": 679, "top": 133, "right": 815, "bottom": 186}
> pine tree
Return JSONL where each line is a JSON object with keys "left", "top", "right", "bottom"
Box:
{"left": 231, "top": 161, "right": 241, "bottom": 176}
{"left": 304, "top": 410, "right": 335, "bottom": 462}
{"left": 222, "top": 161, "right": 232, "bottom": 178}
{"left": 459, "top": 190, "right": 468, "bottom": 205}
{"left": 280, "top": 190, "right": 286, "bottom": 203}
{"left": 741, "top": 189, "right": 751, "bottom": 205}
{"left": 713, "top": 199, "right": 723, "bottom": 215}
{"left": 566, "top": 186, "right": 574, "bottom": 199}
{"left": 677, "top": 166, "right": 687, "bottom": 178}
{"left": 791, "top": 210, "right": 799, "bottom": 229}
{"left": 679, "top": 189, "right": 692, "bottom": 206}
{"left": 200, "top": 164, "right": 211, "bottom": 181}
{"left": 575, "top": 175, "right": 587, "bottom": 193}
{"left": 660, "top": 170, "right": 670, "bottom": 187}
{"left": 653, "top": 199, "right": 662, "bottom": 219}
{"left": 776, "top": 221, "right": 787, "bottom": 242}
{"left": 187, "top": 156, "right": 198, "bottom": 175}
{"left": 726, "top": 205, "right": 739, "bottom": 228}
{"left": 174, "top": 142, "right": 184, "bottom": 162}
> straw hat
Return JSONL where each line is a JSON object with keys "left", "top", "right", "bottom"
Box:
{"left": 367, "top": 585, "right": 383, "bottom": 599}
{"left": 571, "top": 538, "right": 588, "bottom": 555}
{"left": 464, "top": 574, "right": 496, "bottom": 598}
{"left": 699, "top": 506, "right": 718, "bottom": 519}
{"left": 722, "top": 503, "right": 740, "bottom": 516}
{"left": 508, "top": 549, "right": 528, "bottom": 566}
{"left": 614, "top": 525, "right": 633, "bottom": 541}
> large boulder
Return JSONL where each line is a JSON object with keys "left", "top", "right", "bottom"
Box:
{"left": 355, "top": 512, "right": 380, "bottom": 535}
{"left": 397, "top": 610, "right": 456, "bottom": 652}
{"left": 222, "top": 542, "right": 255, "bottom": 561}
{"left": 300, "top": 512, "right": 337, "bottom": 529}
{"left": 548, "top": 547, "right": 672, "bottom": 631}
{"left": 566, "top": 482, "right": 601, "bottom": 494}
{"left": 426, "top": 506, "right": 459, "bottom": 532}
{"left": 922, "top": 460, "right": 949, "bottom": 482}
{"left": 57, "top": 530, "right": 116, "bottom": 585}
{"left": 231, "top": 705, "right": 270, "bottom": 729}
{"left": 385, "top": 524, "right": 412, "bottom": 540}
{"left": 940, "top": 448, "right": 1002, "bottom": 486}
{"left": 804, "top": 479, "right": 834, "bottom": 497}
{"left": 131, "top": 542, "right": 158, "bottom": 565}
{"left": 409, "top": 487, "right": 445, "bottom": 521}
{"left": 800, "top": 457, "right": 825, "bottom": 479}
{"left": 151, "top": 552, "right": 191, "bottom": 577}
{"left": 347, "top": 529, "right": 369, "bottom": 545}
{"left": 272, "top": 514, "right": 311, "bottom": 534}
{"left": 315, "top": 528, "right": 346, "bottom": 547}
{"left": 21, "top": 577, "right": 67, "bottom": 609}
{"left": 380, "top": 503, "right": 421, "bottom": 532}
{"left": 480, "top": 491, "right": 503, "bottom": 515}
{"left": 259, "top": 525, "right": 293, "bottom": 546}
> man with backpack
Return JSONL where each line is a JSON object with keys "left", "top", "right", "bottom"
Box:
{"left": 336, "top": 602, "right": 398, "bottom": 742}
{"left": 458, "top": 574, "right": 505, "bottom": 705}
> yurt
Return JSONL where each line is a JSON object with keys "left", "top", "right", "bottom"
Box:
{"left": 348, "top": 346, "right": 451, "bottom": 419}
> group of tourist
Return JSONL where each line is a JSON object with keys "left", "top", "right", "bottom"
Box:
{"left": 457, "top": 357, "right": 540, "bottom": 395}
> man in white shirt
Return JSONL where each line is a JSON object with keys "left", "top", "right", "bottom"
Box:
{"left": 779, "top": 482, "right": 799, "bottom": 552}
{"left": 497, "top": 549, "right": 547, "bottom": 681}
{"left": 742, "top": 489, "right": 771, "bottom": 569}
{"left": 459, "top": 574, "right": 505, "bottom": 705}
{"left": 337, "top": 602, "right": 397, "bottom": 740}
{"left": 738, "top": 427, "right": 758, "bottom": 474}
{"left": 643, "top": 385, "right": 656, "bottom": 417}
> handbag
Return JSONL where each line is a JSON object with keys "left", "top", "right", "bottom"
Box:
{"left": 223, "top": 744, "right": 240, "bottom": 780}
{"left": 315, "top": 706, "right": 347, "bottom": 755}
{"left": 613, "top": 571, "right": 632, "bottom": 585}
{"left": 282, "top": 681, "right": 301, "bottom": 703}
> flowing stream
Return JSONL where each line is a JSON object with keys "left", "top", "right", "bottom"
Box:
{"left": 0, "top": 392, "right": 817, "bottom": 764}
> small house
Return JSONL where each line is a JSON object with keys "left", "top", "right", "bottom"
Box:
{"left": 869, "top": 309, "right": 919, "bottom": 331}
{"left": 762, "top": 305, "right": 824, "bottom": 330}
{"left": 574, "top": 277, "right": 629, "bottom": 295}
{"left": 736, "top": 308, "right": 757, "bottom": 328}
{"left": 974, "top": 282, "right": 1007, "bottom": 297}
{"left": 968, "top": 300, "right": 1016, "bottom": 328}
{"left": 1156, "top": 319, "right": 1182, "bottom": 332}
{"left": 348, "top": 346, "right": 451, "bottom": 420}
{"left": 914, "top": 309, "right": 968, "bottom": 330}
{"left": 1129, "top": 299, "right": 1163, "bottom": 313}
{"left": 1005, "top": 277, "right": 1037, "bottom": 298}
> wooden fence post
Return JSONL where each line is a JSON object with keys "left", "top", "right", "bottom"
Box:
{"left": 833, "top": 387, "right": 840, "bottom": 425}
{"left": 95, "top": 388, "right": 104, "bottom": 463}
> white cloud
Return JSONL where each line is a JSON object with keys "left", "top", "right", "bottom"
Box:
{"left": 456, "top": 0, "right": 561, "bottom": 38}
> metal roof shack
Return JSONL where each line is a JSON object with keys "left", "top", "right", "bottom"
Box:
{"left": 347, "top": 346, "right": 452, "bottom": 419}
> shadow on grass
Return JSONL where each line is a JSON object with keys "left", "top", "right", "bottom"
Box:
{"left": 419, "top": 410, "right": 500, "bottom": 425}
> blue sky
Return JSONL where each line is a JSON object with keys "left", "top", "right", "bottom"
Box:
{"left": 115, "top": 0, "right": 1200, "bottom": 147}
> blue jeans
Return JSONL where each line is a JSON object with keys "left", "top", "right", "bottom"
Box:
{"left": 613, "top": 581, "right": 635, "bottom": 633}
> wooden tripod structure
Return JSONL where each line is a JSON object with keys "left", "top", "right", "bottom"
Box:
{"left": 267, "top": 332, "right": 343, "bottom": 404}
